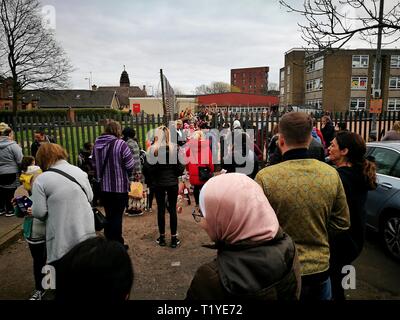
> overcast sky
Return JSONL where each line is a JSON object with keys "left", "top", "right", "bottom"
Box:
{"left": 41, "top": 0, "right": 398, "bottom": 94}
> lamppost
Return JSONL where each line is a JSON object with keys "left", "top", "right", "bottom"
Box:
{"left": 84, "top": 72, "right": 92, "bottom": 90}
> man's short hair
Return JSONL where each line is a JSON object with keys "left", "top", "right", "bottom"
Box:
{"left": 56, "top": 236, "right": 134, "bottom": 301}
{"left": 279, "top": 112, "right": 312, "bottom": 146}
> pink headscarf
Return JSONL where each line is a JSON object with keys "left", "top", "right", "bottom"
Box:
{"left": 199, "top": 173, "right": 279, "bottom": 244}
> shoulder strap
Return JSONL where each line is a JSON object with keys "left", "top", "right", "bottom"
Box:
{"left": 47, "top": 168, "right": 88, "bottom": 201}
{"left": 99, "top": 139, "right": 117, "bottom": 180}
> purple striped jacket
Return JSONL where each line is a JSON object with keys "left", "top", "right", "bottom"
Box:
{"left": 92, "top": 135, "right": 135, "bottom": 193}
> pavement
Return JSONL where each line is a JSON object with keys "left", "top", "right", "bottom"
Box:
{"left": 0, "top": 216, "right": 23, "bottom": 252}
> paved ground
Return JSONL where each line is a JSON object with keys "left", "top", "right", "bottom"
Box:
{"left": 0, "top": 203, "right": 399, "bottom": 300}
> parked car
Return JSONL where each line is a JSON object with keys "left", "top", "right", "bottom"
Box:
{"left": 365, "top": 141, "right": 400, "bottom": 261}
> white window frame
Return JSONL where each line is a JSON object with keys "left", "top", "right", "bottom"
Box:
{"left": 306, "top": 56, "right": 324, "bottom": 73}
{"left": 306, "top": 99, "right": 323, "bottom": 110}
{"left": 306, "top": 78, "right": 323, "bottom": 92}
{"left": 390, "top": 55, "right": 400, "bottom": 68}
{"left": 351, "top": 76, "right": 368, "bottom": 90}
{"left": 352, "top": 55, "right": 369, "bottom": 68}
{"left": 349, "top": 98, "right": 366, "bottom": 111}
{"left": 389, "top": 77, "right": 400, "bottom": 89}
{"left": 388, "top": 98, "right": 400, "bottom": 111}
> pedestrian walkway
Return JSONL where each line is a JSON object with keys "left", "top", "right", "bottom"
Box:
{"left": 0, "top": 217, "right": 22, "bottom": 251}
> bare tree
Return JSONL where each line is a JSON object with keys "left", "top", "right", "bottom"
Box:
{"left": 0, "top": 0, "right": 72, "bottom": 115}
{"left": 279, "top": 0, "right": 400, "bottom": 50}
{"left": 195, "top": 81, "right": 240, "bottom": 95}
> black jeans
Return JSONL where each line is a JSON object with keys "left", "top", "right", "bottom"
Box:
{"left": 148, "top": 186, "right": 155, "bottom": 208}
{"left": 28, "top": 242, "right": 47, "bottom": 291}
{"left": 193, "top": 185, "right": 203, "bottom": 206}
{"left": 0, "top": 187, "right": 16, "bottom": 212}
{"left": 155, "top": 186, "right": 178, "bottom": 236}
{"left": 101, "top": 192, "right": 128, "bottom": 244}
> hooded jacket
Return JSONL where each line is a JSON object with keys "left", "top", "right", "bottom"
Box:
{"left": 0, "top": 137, "right": 23, "bottom": 175}
{"left": 186, "top": 230, "right": 301, "bottom": 300}
{"left": 187, "top": 174, "right": 301, "bottom": 300}
{"left": 92, "top": 135, "right": 135, "bottom": 193}
{"left": 0, "top": 137, "right": 23, "bottom": 188}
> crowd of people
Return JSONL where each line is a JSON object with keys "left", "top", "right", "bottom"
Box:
{"left": 0, "top": 111, "right": 383, "bottom": 301}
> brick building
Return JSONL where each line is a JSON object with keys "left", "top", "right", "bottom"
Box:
{"left": 0, "top": 77, "right": 13, "bottom": 110}
{"left": 280, "top": 48, "right": 400, "bottom": 113}
{"left": 231, "top": 66, "right": 269, "bottom": 95}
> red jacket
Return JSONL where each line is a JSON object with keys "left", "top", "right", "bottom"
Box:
{"left": 185, "top": 140, "right": 214, "bottom": 186}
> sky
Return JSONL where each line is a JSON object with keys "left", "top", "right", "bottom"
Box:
{"left": 40, "top": 0, "right": 399, "bottom": 95}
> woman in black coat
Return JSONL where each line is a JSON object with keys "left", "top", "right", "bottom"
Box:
{"left": 327, "top": 131, "right": 377, "bottom": 300}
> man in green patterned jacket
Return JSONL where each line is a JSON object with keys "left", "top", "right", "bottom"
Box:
{"left": 256, "top": 112, "right": 350, "bottom": 300}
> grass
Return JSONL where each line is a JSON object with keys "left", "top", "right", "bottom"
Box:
{"left": 15, "top": 121, "right": 157, "bottom": 165}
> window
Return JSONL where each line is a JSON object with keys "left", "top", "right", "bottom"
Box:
{"left": 389, "top": 77, "right": 400, "bottom": 89}
{"left": 306, "top": 56, "right": 324, "bottom": 73}
{"left": 306, "top": 78, "right": 323, "bottom": 92}
{"left": 280, "top": 87, "right": 285, "bottom": 94}
{"left": 390, "top": 55, "right": 400, "bottom": 68}
{"left": 352, "top": 55, "right": 369, "bottom": 68}
{"left": 287, "top": 66, "right": 291, "bottom": 75}
{"left": 388, "top": 98, "right": 400, "bottom": 111}
{"left": 234, "top": 73, "right": 237, "bottom": 79}
{"left": 351, "top": 77, "right": 368, "bottom": 89}
{"left": 350, "top": 98, "right": 366, "bottom": 111}
{"left": 369, "top": 147, "right": 400, "bottom": 176}
{"left": 390, "top": 156, "right": 400, "bottom": 178}
{"left": 242, "top": 79, "right": 246, "bottom": 84}
{"left": 280, "top": 70, "right": 285, "bottom": 81}
{"left": 306, "top": 99, "right": 323, "bottom": 109}
{"left": 233, "top": 80, "right": 236, "bottom": 85}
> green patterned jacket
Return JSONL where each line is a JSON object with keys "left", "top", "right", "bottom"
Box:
{"left": 256, "top": 159, "right": 350, "bottom": 276}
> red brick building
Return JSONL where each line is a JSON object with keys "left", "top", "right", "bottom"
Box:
{"left": 231, "top": 66, "right": 269, "bottom": 95}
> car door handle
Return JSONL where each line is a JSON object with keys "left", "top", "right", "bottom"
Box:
{"left": 381, "top": 182, "right": 393, "bottom": 189}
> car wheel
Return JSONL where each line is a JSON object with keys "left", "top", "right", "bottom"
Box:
{"left": 382, "top": 214, "right": 400, "bottom": 261}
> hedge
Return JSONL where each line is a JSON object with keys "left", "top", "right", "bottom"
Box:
{"left": 74, "top": 108, "right": 123, "bottom": 118}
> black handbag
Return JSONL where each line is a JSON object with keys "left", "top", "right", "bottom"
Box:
{"left": 47, "top": 168, "right": 106, "bottom": 231}
{"left": 198, "top": 166, "right": 212, "bottom": 182}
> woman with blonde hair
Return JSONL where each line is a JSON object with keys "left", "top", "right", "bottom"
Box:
{"left": 381, "top": 121, "right": 400, "bottom": 141}
{"left": 145, "top": 126, "right": 185, "bottom": 248}
{"left": 185, "top": 130, "right": 214, "bottom": 212}
{"left": 32, "top": 143, "right": 96, "bottom": 267}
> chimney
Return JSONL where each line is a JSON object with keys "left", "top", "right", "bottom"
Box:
{"left": 92, "top": 84, "right": 97, "bottom": 91}
{"left": 142, "top": 85, "right": 146, "bottom": 91}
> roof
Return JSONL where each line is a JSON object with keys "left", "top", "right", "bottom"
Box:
{"left": 97, "top": 86, "right": 146, "bottom": 105}
{"left": 197, "top": 92, "right": 279, "bottom": 107}
{"left": 22, "top": 90, "right": 118, "bottom": 109}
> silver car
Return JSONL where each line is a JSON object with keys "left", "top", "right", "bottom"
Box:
{"left": 366, "top": 141, "right": 400, "bottom": 261}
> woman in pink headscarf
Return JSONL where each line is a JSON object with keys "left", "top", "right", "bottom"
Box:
{"left": 186, "top": 173, "right": 301, "bottom": 300}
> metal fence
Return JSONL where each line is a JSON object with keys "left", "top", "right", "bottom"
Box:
{"left": 2, "top": 111, "right": 400, "bottom": 165}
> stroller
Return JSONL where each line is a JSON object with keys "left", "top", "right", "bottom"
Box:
{"left": 127, "top": 181, "right": 147, "bottom": 217}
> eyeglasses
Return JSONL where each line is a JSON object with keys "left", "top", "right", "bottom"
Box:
{"left": 192, "top": 209, "right": 203, "bottom": 223}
